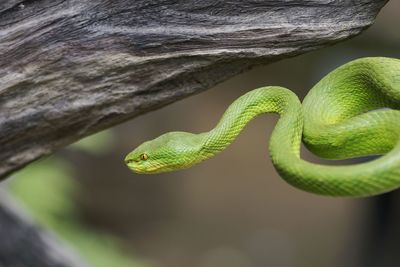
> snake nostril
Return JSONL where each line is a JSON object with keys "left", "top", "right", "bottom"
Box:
{"left": 125, "top": 159, "right": 135, "bottom": 164}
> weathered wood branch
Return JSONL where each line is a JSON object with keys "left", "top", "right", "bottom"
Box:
{"left": 0, "top": 0, "right": 388, "bottom": 178}
{"left": 0, "top": 190, "right": 87, "bottom": 267}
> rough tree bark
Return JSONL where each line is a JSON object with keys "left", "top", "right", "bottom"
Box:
{"left": 0, "top": 1, "right": 389, "bottom": 267}
{"left": 0, "top": 0, "right": 388, "bottom": 179}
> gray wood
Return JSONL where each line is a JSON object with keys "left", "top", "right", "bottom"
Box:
{"left": 0, "top": 0, "right": 388, "bottom": 179}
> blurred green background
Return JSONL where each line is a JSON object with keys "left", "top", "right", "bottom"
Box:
{"left": 4, "top": 1, "right": 400, "bottom": 267}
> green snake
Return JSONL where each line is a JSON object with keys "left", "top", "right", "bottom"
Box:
{"left": 125, "top": 57, "right": 400, "bottom": 197}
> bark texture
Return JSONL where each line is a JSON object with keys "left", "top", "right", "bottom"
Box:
{"left": 0, "top": 0, "right": 388, "bottom": 178}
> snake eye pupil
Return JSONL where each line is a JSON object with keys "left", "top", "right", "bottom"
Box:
{"left": 140, "top": 153, "right": 148, "bottom": 161}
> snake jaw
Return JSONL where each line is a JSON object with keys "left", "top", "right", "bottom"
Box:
{"left": 126, "top": 162, "right": 159, "bottom": 174}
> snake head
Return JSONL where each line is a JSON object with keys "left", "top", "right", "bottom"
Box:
{"left": 125, "top": 131, "right": 205, "bottom": 174}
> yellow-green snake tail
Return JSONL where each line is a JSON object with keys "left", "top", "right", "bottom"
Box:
{"left": 125, "top": 57, "right": 400, "bottom": 197}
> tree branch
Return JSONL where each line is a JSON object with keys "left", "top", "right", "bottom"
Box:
{"left": 0, "top": 0, "right": 388, "bottom": 179}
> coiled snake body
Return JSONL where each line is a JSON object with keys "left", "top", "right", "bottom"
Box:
{"left": 125, "top": 57, "right": 400, "bottom": 197}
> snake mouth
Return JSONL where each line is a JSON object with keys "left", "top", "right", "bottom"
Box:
{"left": 125, "top": 161, "right": 165, "bottom": 174}
{"left": 127, "top": 160, "right": 194, "bottom": 174}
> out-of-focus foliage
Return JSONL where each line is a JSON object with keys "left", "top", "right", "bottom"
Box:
{"left": 9, "top": 131, "right": 147, "bottom": 267}
{"left": 70, "top": 130, "right": 116, "bottom": 155}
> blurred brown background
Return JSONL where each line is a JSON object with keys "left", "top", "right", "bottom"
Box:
{"left": 12, "top": 1, "right": 400, "bottom": 267}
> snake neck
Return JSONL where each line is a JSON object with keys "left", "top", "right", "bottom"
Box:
{"left": 198, "top": 86, "right": 303, "bottom": 161}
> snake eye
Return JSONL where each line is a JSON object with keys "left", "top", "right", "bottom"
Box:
{"left": 140, "top": 153, "right": 149, "bottom": 161}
